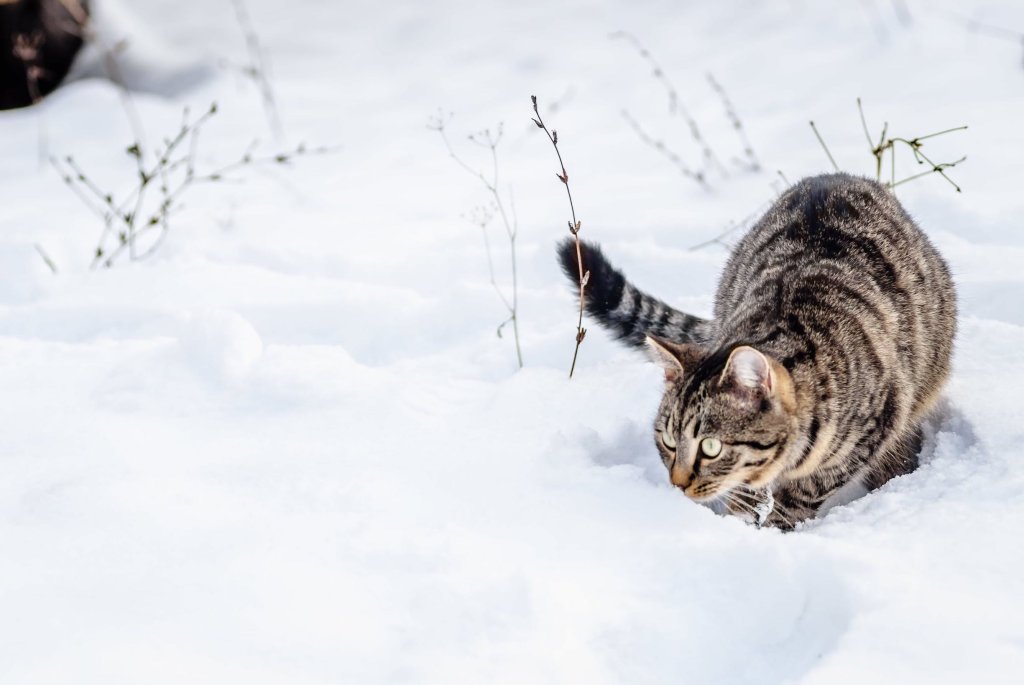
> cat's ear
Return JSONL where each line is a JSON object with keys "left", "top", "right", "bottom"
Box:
{"left": 723, "top": 346, "right": 773, "bottom": 393}
{"left": 645, "top": 336, "right": 702, "bottom": 382}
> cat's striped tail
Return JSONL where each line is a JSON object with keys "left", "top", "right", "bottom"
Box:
{"left": 557, "top": 239, "right": 711, "bottom": 349}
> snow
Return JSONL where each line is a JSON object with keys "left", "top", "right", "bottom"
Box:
{"left": 2, "top": 0, "right": 1024, "bottom": 682}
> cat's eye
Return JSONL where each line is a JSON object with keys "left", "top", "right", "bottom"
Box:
{"left": 662, "top": 428, "right": 677, "bottom": 450}
{"left": 700, "top": 437, "right": 723, "bottom": 458}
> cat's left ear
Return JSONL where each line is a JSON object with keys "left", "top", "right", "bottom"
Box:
{"left": 723, "top": 346, "right": 774, "bottom": 393}
{"left": 645, "top": 336, "right": 703, "bottom": 382}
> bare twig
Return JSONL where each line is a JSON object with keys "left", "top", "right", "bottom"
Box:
{"left": 706, "top": 72, "right": 761, "bottom": 172}
{"left": 231, "top": 0, "right": 283, "bottom": 140}
{"left": 430, "top": 113, "right": 523, "bottom": 369}
{"left": 856, "top": 98, "right": 967, "bottom": 192}
{"left": 769, "top": 170, "right": 791, "bottom": 197}
{"left": 34, "top": 244, "right": 58, "bottom": 273}
{"left": 611, "top": 31, "right": 726, "bottom": 181}
{"left": 54, "top": 102, "right": 333, "bottom": 267}
{"left": 690, "top": 202, "right": 770, "bottom": 251}
{"left": 530, "top": 95, "right": 588, "bottom": 379}
{"left": 891, "top": 0, "right": 912, "bottom": 26}
{"left": 100, "top": 39, "right": 148, "bottom": 150}
{"left": 621, "top": 110, "right": 706, "bottom": 187}
{"left": 809, "top": 120, "right": 840, "bottom": 172}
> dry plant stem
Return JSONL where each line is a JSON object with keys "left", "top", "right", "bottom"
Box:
{"left": 622, "top": 110, "right": 707, "bottom": 187}
{"left": 530, "top": 95, "right": 587, "bottom": 379}
{"left": 101, "top": 44, "right": 147, "bottom": 149}
{"left": 690, "top": 202, "right": 770, "bottom": 251}
{"left": 34, "top": 244, "right": 57, "bottom": 273}
{"left": 809, "top": 120, "right": 840, "bottom": 172}
{"left": 610, "top": 31, "right": 679, "bottom": 114}
{"left": 856, "top": 98, "right": 968, "bottom": 192}
{"left": 611, "top": 31, "right": 726, "bottom": 178}
{"left": 54, "top": 102, "right": 332, "bottom": 268}
{"left": 432, "top": 118, "right": 523, "bottom": 368}
{"left": 947, "top": 10, "right": 1024, "bottom": 66}
{"left": 891, "top": 0, "right": 912, "bottom": 26}
{"left": 706, "top": 73, "right": 761, "bottom": 172}
{"left": 467, "top": 205, "right": 510, "bottom": 311}
{"left": 231, "top": 0, "right": 283, "bottom": 140}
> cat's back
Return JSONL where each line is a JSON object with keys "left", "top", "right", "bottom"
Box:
{"left": 716, "top": 173, "right": 954, "bottom": 317}
{"left": 714, "top": 173, "right": 955, "bottom": 414}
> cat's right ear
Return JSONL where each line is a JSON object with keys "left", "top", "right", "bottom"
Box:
{"left": 645, "top": 336, "right": 701, "bottom": 382}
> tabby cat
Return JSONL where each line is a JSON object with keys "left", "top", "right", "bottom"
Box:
{"left": 558, "top": 173, "right": 956, "bottom": 530}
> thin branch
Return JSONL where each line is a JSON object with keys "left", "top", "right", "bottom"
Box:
{"left": 611, "top": 31, "right": 726, "bottom": 179}
{"left": 609, "top": 31, "right": 679, "bottom": 114}
{"left": 54, "top": 102, "right": 333, "bottom": 268}
{"left": 531, "top": 95, "right": 587, "bottom": 379}
{"left": 706, "top": 72, "right": 761, "bottom": 172}
{"left": 231, "top": 0, "right": 283, "bottom": 140}
{"left": 949, "top": 11, "right": 1024, "bottom": 43}
{"left": 890, "top": 156, "right": 966, "bottom": 191}
{"left": 34, "top": 244, "right": 58, "bottom": 274}
{"left": 99, "top": 40, "right": 147, "bottom": 150}
{"left": 809, "top": 120, "right": 840, "bottom": 172}
{"left": 621, "top": 110, "right": 707, "bottom": 187}
{"left": 690, "top": 202, "right": 770, "bottom": 251}
{"left": 467, "top": 204, "right": 512, "bottom": 312}
{"left": 430, "top": 113, "right": 523, "bottom": 369}
{"left": 856, "top": 98, "right": 968, "bottom": 193}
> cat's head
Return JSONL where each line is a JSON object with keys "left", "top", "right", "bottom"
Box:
{"left": 647, "top": 337, "right": 798, "bottom": 506}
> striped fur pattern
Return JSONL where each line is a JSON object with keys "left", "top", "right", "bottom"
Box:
{"left": 558, "top": 173, "right": 956, "bottom": 530}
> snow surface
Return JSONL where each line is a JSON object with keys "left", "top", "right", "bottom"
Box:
{"left": 2, "top": 0, "right": 1024, "bottom": 682}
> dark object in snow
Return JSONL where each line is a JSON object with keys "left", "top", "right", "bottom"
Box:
{"left": 1, "top": 0, "right": 89, "bottom": 110}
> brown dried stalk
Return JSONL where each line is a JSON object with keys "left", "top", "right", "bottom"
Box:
{"left": 530, "top": 95, "right": 588, "bottom": 379}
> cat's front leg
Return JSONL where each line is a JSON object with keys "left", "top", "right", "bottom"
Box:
{"left": 764, "top": 479, "right": 839, "bottom": 530}
{"left": 723, "top": 486, "right": 777, "bottom": 528}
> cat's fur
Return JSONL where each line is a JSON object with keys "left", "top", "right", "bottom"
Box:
{"left": 558, "top": 173, "right": 956, "bottom": 529}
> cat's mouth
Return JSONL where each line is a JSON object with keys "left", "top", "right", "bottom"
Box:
{"left": 680, "top": 480, "right": 721, "bottom": 502}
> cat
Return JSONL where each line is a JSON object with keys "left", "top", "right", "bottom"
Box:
{"left": 558, "top": 173, "right": 956, "bottom": 530}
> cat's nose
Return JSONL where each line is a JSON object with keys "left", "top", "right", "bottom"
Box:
{"left": 670, "top": 464, "right": 692, "bottom": 488}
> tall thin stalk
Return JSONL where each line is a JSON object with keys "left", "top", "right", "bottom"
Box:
{"left": 431, "top": 116, "right": 523, "bottom": 369}
{"left": 530, "top": 95, "right": 587, "bottom": 379}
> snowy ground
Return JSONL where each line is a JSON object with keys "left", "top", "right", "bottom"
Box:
{"left": 2, "top": 0, "right": 1024, "bottom": 682}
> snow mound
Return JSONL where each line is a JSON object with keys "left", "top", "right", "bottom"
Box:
{"left": 177, "top": 309, "right": 264, "bottom": 381}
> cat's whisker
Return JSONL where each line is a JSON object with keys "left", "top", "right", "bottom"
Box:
{"left": 720, "top": 491, "right": 758, "bottom": 521}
